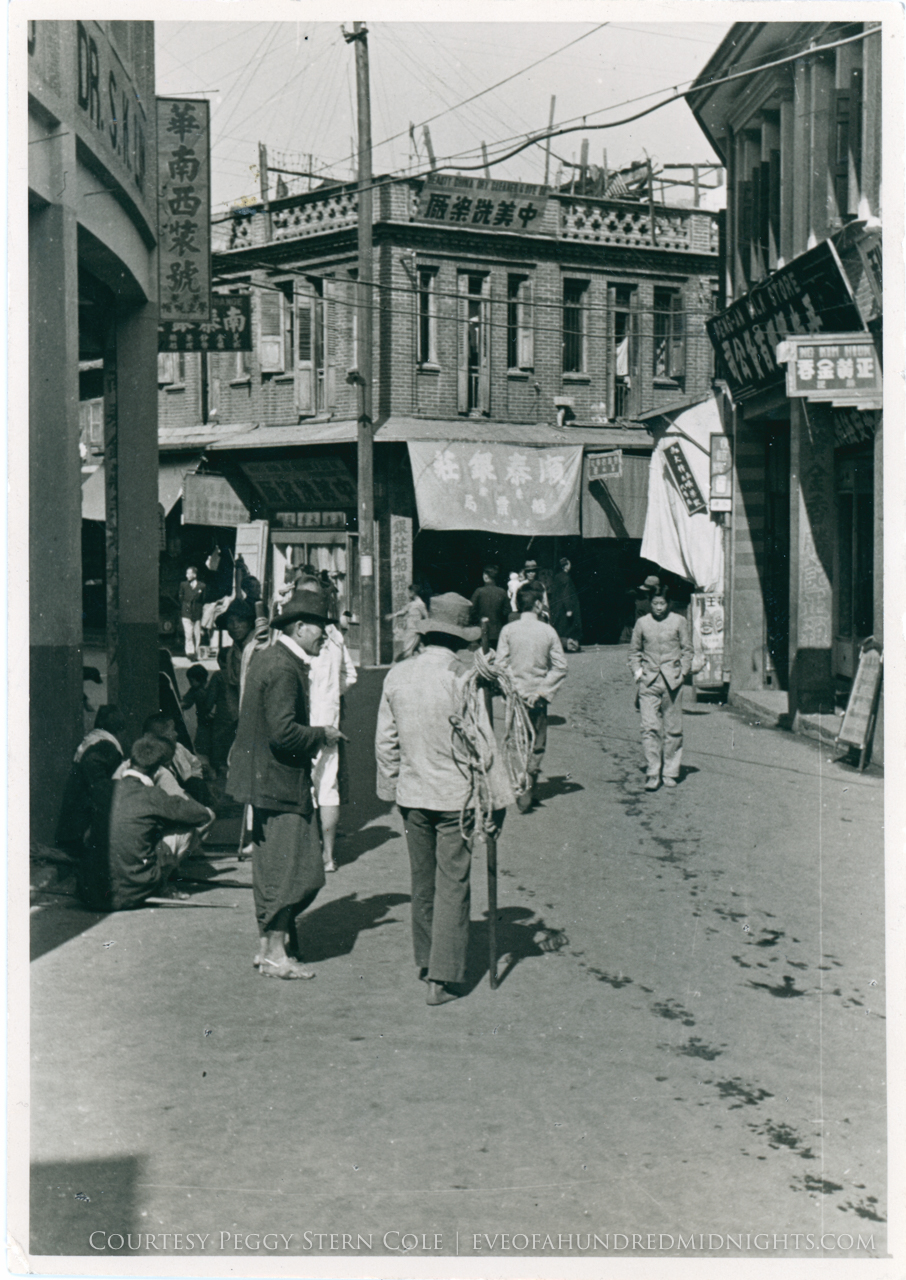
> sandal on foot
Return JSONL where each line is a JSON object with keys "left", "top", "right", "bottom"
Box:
{"left": 426, "top": 981, "right": 460, "bottom": 1006}
{"left": 324, "top": 860, "right": 337, "bottom": 873}
{"left": 259, "top": 958, "right": 315, "bottom": 980}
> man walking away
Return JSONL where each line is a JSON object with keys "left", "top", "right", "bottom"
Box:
{"left": 496, "top": 586, "right": 568, "bottom": 812}
{"left": 227, "top": 583, "right": 344, "bottom": 980}
{"left": 550, "top": 558, "right": 582, "bottom": 652}
{"left": 375, "top": 593, "right": 512, "bottom": 1006}
{"left": 178, "top": 566, "right": 205, "bottom": 659}
{"left": 469, "top": 565, "right": 510, "bottom": 649}
{"left": 628, "top": 590, "right": 692, "bottom": 791}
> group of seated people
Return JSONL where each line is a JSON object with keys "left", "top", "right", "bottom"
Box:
{"left": 55, "top": 705, "right": 215, "bottom": 912}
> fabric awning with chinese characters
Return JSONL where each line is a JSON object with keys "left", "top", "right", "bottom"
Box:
{"left": 407, "top": 441, "right": 583, "bottom": 536}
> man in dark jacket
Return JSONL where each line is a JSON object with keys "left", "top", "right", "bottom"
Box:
{"left": 469, "top": 565, "right": 510, "bottom": 649}
{"left": 227, "top": 583, "right": 344, "bottom": 980}
{"left": 107, "top": 736, "right": 213, "bottom": 910}
{"left": 549, "top": 558, "right": 582, "bottom": 651}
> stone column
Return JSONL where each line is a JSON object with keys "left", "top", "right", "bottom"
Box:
{"left": 788, "top": 399, "right": 836, "bottom": 716}
{"left": 728, "top": 411, "right": 769, "bottom": 689}
{"left": 29, "top": 198, "right": 84, "bottom": 843}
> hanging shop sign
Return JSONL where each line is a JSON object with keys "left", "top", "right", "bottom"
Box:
{"left": 709, "top": 434, "right": 732, "bottom": 512}
{"left": 776, "top": 333, "right": 882, "bottom": 408}
{"left": 587, "top": 450, "right": 623, "bottom": 481}
{"left": 390, "top": 515, "right": 414, "bottom": 629}
{"left": 159, "top": 295, "right": 251, "bottom": 352}
{"left": 157, "top": 97, "right": 211, "bottom": 322}
{"left": 240, "top": 458, "right": 357, "bottom": 510}
{"left": 706, "top": 240, "right": 865, "bottom": 403}
{"left": 275, "top": 511, "right": 347, "bottom": 529}
{"left": 183, "top": 473, "right": 250, "bottom": 527}
{"left": 662, "top": 441, "right": 707, "bottom": 516}
{"left": 416, "top": 176, "right": 548, "bottom": 234}
{"left": 407, "top": 441, "right": 583, "bottom": 535}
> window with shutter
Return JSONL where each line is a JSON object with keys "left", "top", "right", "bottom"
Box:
{"left": 507, "top": 275, "right": 534, "bottom": 370}
{"left": 295, "top": 280, "right": 315, "bottom": 415}
{"left": 458, "top": 274, "right": 490, "bottom": 414}
{"left": 562, "top": 279, "right": 588, "bottom": 374}
{"left": 653, "top": 288, "right": 684, "bottom": 380}
{"left": 257, "top": 288, "right": 285, "bottom": 373}
{"left": 417, "top": 268, "right": 438, "bottom": 365}
{"left": 157, "top": 352, "right": 176, "bottom": 384}
{"left": 322, "top": 279, "right": 337, "bottom": 409}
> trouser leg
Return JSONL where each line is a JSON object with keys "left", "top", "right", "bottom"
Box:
{"left": 638, "top": 680, "right": 666, "bottom": 778}
{"left": 428, "top": 810, "right": 472, "bottom": 986}
{"left": 400, "top": 807, "right": 436, "bottom": 971}
{"left": 528, "top": 699, "right": 548, "bottom": 778}
{"left": 662, "top": 683, "right": 684, "bottom": 778}
{"left": 181, "top": 617, "right": 196, "bottom": 655}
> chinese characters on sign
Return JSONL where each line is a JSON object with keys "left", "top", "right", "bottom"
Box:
{"left": 663, "top": 441, "right": 707, "bottom": 516}
{"left": 709, "top": 434, "right": 732, "bottom": 512}
{"left": 157, "top": 98, "right": 211, "bottom": 322}
{"left": 706, "top": 241, "right": 864, "bottom": 402}
{"left": 159, "top": 295, "right": 251, "bottom": 352}
{"left": 587, "top": 451, "right": 623, "bottom": 481}
{"left": 777, "top": 334, "right": 882, "bottom": 407}
{"left": 390, "top": 515, "right": 414, "bottom": 622}
{"left": 416, "top": 176, "right": 548, "bottom": 234}
{"left": 240, "top": 459, "right": 357, "bottom": 510}
{"left": 182, "top": 474, "right": 250, "bottom": 527}
{"left": 407, "top": 442, "right": 583, "bottom": 535}
{"left": 276, "top": 511, "right": 347, "bottom": 529}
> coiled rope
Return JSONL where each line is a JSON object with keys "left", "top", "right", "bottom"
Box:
{"left": 450, "top": 648, "right": 535, "bottom": 840}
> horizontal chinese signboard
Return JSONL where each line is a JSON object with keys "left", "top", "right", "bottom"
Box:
{"left": 415, "top": 176, "right": 548, "bottom": 233}
{"left": 159, "top": 295, "right": 251, "bottom": 353}
{"left": 158, "top": 97, "right": 211, "bottom": 322}
{"left": 663, "top": 441, "right": 707, "bottom": 516}
{"left": 709, "top": 433, "right": 732, "bottom": 512}
{"left": 241, "top": 458, "right": 357, "bottom": 511}
{"left": 706, "top": 240, "right": 865, "bottom": 403}
{"left": 183, "top": 473, "right": 250, "bottom": 527}
{"left": 777, "top": 333, "right": 882, "bottom": 407}
{"left": 407, "top": 441, "right": 582, "bottom": 535}
{"left": 587, "top": 450, "right": 623, "bottom": 481}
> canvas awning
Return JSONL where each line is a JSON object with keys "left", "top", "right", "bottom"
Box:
{"left": 82, "top": 456, "right": 203, "bottom": 522}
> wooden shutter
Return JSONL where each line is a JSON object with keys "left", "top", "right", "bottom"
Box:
{"left": 323, "top": 279, "right": 338, "bottom": 409}
{"left": 477, "top": 276, "right": 491, "bottom": 414}
{"left": 294, "top": 280, "right": 314, "bottom": 415}
{"left": 517, "top": 278, "right": 534, "bottom": 369}
{"left": 457, "top": 274, "right": 469, "bottom": 412}
{"left": 157, "top": 352, "right": 177, "bottom": 384}
{"left": 257, "top": 288, "right": 285, "bottom": 373}
{"left": 207, "top": 352, "right": 221, "bottom": 415}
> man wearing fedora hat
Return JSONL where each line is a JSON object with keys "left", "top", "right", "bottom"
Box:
{"left": 376, "top": 593, "right": 513, "bottom": 1006}
{"left": 228, "top": 582, "right": 345, "bottom": 979}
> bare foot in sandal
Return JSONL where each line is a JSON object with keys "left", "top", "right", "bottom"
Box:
{"left": 259, "top": 957, "right": 315, "bottom": 980}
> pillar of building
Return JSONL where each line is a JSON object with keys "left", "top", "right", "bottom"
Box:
{"left": 29, "top": 199, "right": 84, "bottom": 843}
{"left": 788, "top": 399, "right": 836, "bottom": 716}
{"left": 728, "top": 411, "right": 769, "bottom": 689}
{"left": 105, "top": 301, "right": 161, "bottom": 745}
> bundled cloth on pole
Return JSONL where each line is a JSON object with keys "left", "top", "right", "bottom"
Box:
{"left": 407, "top": 441, "right": 583, "bottom": 535}
{"left": 640, "top": 397, "right": 724, "bottom": 593}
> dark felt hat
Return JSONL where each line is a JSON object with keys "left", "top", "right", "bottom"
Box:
{"left": 272, "top": 582, "right": 334, "bottom": 629}
{"left": 417, "top": 592, "right": 481, "bottom": 642}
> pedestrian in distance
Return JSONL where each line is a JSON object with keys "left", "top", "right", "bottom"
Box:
{"left": 495, "top": 585, "right": 568, "bottom": 812}
{"left": 227, "top": 582, "right": 345, "bottom": 980}
{"left": 178, "top": 566, "right": 205, "bottom": 659}
{"left": 469, "top": 564, "right": 510, "bottom": 649}
{"left": 386, "top": 583, "right": 428, "bottom": 662}
{"left": 549, "top": 557, "right": 583, "bottom": 652}
{"left": 521, "top": 559, "right": 550, "bottom": 621}
{"left": 308, "top": 620, "right": 358, "bottom": 873}
{"left": 375, "top": 593, "right": 513, "bottom": 1006}
{"left": 628, "top": 590, "right": 693, "bottom": 791}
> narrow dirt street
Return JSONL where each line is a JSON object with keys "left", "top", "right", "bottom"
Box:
{"left": 30, "top": 648, "right": 886, "bottom": 1261}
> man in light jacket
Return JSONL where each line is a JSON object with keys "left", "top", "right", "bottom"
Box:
{"left": 495, "top": 586, "right": 568, "bottom": 812}
{"left": 628, "top": 590, "right": 693, "bottom": 791}
{"left": 375, "top": 593, "right": 513, "bottom": 1007}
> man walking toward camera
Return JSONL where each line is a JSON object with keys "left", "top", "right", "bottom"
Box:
{"left": 628, "top": 590, "right": 692, "bottom": 791}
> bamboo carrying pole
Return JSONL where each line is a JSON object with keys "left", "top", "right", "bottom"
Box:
{"left": 480, "top": 619, "right": 498, "bottom": 989}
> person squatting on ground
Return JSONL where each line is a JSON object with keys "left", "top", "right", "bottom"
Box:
{"left": 495, "top": 586, "right": 568, "bottom": 812}
{"left": 375, "top": 593, "right": 513, "bottom": 1007}
{"left": 628, "top": 590, "right": 693, "bottom": 791}
{"left": 308, "top": 618, "right": 358, "bottom": 872}
{"left": 178, "top": 566, "right": 205, "bottom": 659}
{"left": 182, "top": 664, "right": 215, "bottom": 765}
{"left": 55, "top": 705, "right": 127, "bottom": 906}
{"left": 106, "top": 735, "right": 214, "bottom": 911}
{"left": 469, "top": 565, "right": 510, "bottom": 649}
{"left": 227, "top": 583, "right": 345, "bottom": 980}
{"left": 386, "top": 583, "right": 428, "bottom": 662}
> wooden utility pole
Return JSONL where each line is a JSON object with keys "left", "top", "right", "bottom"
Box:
{"left": 258, "top": 142, "right": 272, "bottom": 241}
{"left": 579, "top": 137, "right": 589, "bottom": 193}
{"left": 481, "top": 141, "right": 491, "bottom": 180}
{"left": 422, "top": 125, "right": 436, "bottom": 171}
{"left": 543, "top": 94, "right": 556, "bottom": 187}
{"left": 346, "top": 21, "right": 377, "bottom": 665}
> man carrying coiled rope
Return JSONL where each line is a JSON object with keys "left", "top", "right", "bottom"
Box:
{"left": 375, "top": 594, "right": 520, "bottom": 1006}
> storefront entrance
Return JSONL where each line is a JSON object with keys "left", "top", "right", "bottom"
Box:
{"left": 833, "top": 447, "right": 874, "bottom": 679}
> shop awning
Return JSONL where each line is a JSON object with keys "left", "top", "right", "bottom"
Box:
{"left": 582, "top": 451, "right": 650, "bottom": 539}
{"left": 82, "top": 456, "right": 203, "bottom": 522}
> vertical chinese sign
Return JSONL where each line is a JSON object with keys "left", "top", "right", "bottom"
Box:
{"left": 157, "top": 98, "right": 211, "bottom": 322}
{"left": 389, "top": 515, "right": 413, "bottom": 639}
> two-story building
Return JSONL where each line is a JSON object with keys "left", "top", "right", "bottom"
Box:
{"left": 156, "top": 172, "right": 721, "bottom": 658}
{"left": 689, "top": 21, "right": 883, "bottom": 743}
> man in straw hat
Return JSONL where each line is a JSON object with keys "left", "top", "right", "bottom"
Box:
{"left": 375, "top": 593, "right": 513, "bottom": 1006}
{"left": 228, "top": 582, "right": 345, "bottom": 979}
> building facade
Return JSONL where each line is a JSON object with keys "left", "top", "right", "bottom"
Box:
{"left": 689, "top": 21, "right": 883, "bottom": 739}
{"left": 156, "top": 176, "right": 720, "bottom": 657}
{"left": 30, "top": 20, "right": 160, "bottom": 839}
